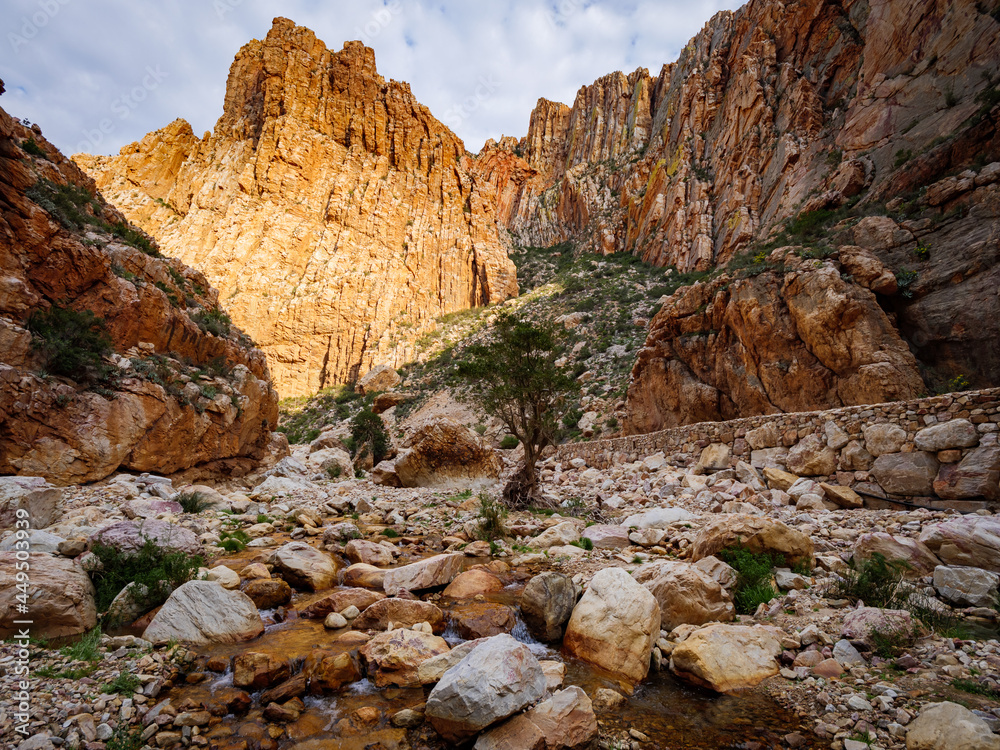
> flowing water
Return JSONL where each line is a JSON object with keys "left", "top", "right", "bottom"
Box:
{"left": 155, "top": 552, "right": 822, "bottom": 749}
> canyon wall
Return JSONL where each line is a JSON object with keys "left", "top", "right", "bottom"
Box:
{"left": 79, "top": 18, "right": 518, "bottom": 398}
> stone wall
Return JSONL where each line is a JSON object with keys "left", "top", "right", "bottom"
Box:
{"left": 556, "top": 389, "right": 1000, "bottom": 507}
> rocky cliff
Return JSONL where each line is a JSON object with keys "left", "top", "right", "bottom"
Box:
{"left": 475, "top": 0, "right": 1000, "bottom": 429}
{"left": 0, "top": 104, "right": 278, "bottom": 485}
{"left": 78, "top": 18, "right": 518, "bottom": 398}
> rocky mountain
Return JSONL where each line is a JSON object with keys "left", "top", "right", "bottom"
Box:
{"left": 476, "top": 0, "right": 1000, "bottom": 430}
{"left": 78, "top": 18, "right": 518, "bottom": 398}
{"left": 0, "top": 103, "right": 278, "bottom": 485}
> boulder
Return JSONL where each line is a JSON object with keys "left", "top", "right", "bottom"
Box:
{"left": 204, "top": 565, "right": 240, "bottom": 589}
{"left": 449, "top": 601, "right": 518, "bottom": 640}
{"left": 693, "top": 556, "right": 738, "bottom": 590}
{"left": 342, "top": 563, "right": 386, "bottom": 589}
{"left": 142, "top": 580, "right": 263, "bottom": 645}
{"left": 394, "top": 420, "right": 502, "bottom": 491}
{"left": 863, "top": 424, "right": 907, "bottom": 456}
{"left": 762, "top": 467, "right": 798, "bottom": 491}
{"left": 442, "top": 569, "right": 504, "bottom": 599}
{"left": 122, "top": 497, "right": 183, "bottom": 519}
{"left": 473, "top": 686, "right": 598, "bottom": 750}
{"left": 696, "top": 444, "right": 731, "bottom": 473}
{"left": 620, "top": 507, "right": 696, "bottom": 529}
{"left": 853, "top": 533, "right": 941, "bottom": 578}
{"left": 871, "top": 453, "right": 939, "bottom": 496}
{"left": 531, "top": 521, "right": 582, "bottom": 549}
{"left": 838, "top": 246, "right": 897, "bottom": 294}
{"left": 0, "top": 553, "right": 96, "bottom": 639}
{"left": 914, "top": 420, "right": 978, "bottom": 452}
{"left": 306, "top": 448, "right": 353, "bottom": 478}
{"left": 300, "top": 588, "right": 386, "bottom": 618}
{"left": 344, "top": 539, "right": 394, "bottom": 566}
{"left": 520, "top": 572, "right": 578, "bottom": 642}
{"left": 933, "top": 446, "right": 1000, "bottom": 501}
{"left": 905, "top": 700, "right": 1000, "bottom": 750}
{"left": 841, "top": 440, "right": 874, "bottom": 471}
{"left": 304, "top": 651, "right": 362, "bottom": 694}
{"left": 563, "top": 568, "right": 660, "bottom": 687}
{"left": 932, "top": 565, "right": 1000, "bottom": 608}
{"left": 372, "top": 461, "right": 402, "bottom": 487}
{"left": 581, "top": 524, "right": 630, "bottom": 550}
{"left": 352, "top": 598, "right": 445, "bottom": 633}
{"left": 356, "top": 365, "right": 401, "bottom": 395}
{"left": 746, "top": 423, "right": 781, "bottom": 450}
{"left": 241, "top": 579, "right": 293, "bottom": 609}
{"left": 360, "top": 628, "right": 450, "bottom": 687}
{"left": 632, "top": 561, "right": 735, "bottom": 631}
{"left": 824, "top": 421, "right": 850, "bottom": 450}
{"left": 841, "top": 607, "right": 915, "bottom": 646}
{"left": 919, "top": 516, "right": 1000, "bottom": 572}
{"left": 820, "top": 483, "right": 863, "bottom": 509}
{"left": 0, "top": 529, "right": 66, "bottom": 555}
{"left": 417, "top": 638, "right": 490, "bottom": 684}
{"left": 670, "top": 624, "right": 781, "bottom": 693}
{"left": 0, "top": 477, "right": 63, "bottom": 528}
{"left": 233, "top": 652, "right": 291, "bottom": 689}
{"left": 425, "top": 634, "right": 546, "bottom": 741}
{"left": 90, "top": 519, "right": 201, "bottom": 556}
{"left": 272, "top": 542, "right": 339, "bottom": 591}
{"left": 382, "top": 553, "right": 464, "bottom": 595}
{"left": 690, "top": 515, "right": 814, "bottom": 569}
{"left": 179, "top": 485, "right": 230, "bottom": 512}
{"left": 786, "top": 434, "right": 837, "bottom": 476}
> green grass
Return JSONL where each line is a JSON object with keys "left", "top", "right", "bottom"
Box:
{"left": 174, "top": 491, "right": 209, "bottom": 514}
{"left": 22, "top": 136, "right": 47, "bottom": 158}
{"left": 500, "top": 435, "right": 519, "bottom": 449}
{"left": 474, "top": 492, "right": 509, "bottom": 542}
{"left": 950, "top": 678, "right": 1000, "bottom": 700}
{"left": 105, "top": 725, "right": 144, "bottom": 750}
{"left": 60, "top": 627, "right": 102, "bottom": 662}
{"left": 381, "top": 528, "right": 399, "bottom": 538}
{"left": 218, "top": 529, "right": 250, "bottom": 553}
{"left": 103, "top": 671, "right": 142, "bottom": 695}
{"left": 569, "top": 537, "right": 594, "bottom": 551}
{"left": 718, "top": 545, "right": 781, "bottom": 614}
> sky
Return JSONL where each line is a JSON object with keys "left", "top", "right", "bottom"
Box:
{"left": 1, "top": 0, "right": 739, "bottom": 157}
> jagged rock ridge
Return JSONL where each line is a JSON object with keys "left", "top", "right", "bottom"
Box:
{"left": 0, "top": 105, "right": 279, "bottom": 485}
{"left": 78, "top": 18, "right": 518, "bottom": 397}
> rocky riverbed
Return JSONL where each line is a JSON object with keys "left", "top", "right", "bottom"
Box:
{"left": 2, "top": 440, "right": 999, "bottom": 750}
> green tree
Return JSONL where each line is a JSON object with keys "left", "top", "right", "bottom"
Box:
{"left": 457, "top": 311, "right": 579, "bottom": 507}
{"left": 350, "top": 408, "right": 390, "bottom": 466}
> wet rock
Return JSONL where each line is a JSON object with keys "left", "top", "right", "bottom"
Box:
{"left": 382, "top": 552, "right": 463, "bottom": 595}
{"left": 0, "top": 476, "right": 63, "bottom": 528}
{"left": 360, "top": 628, "right": 451, "bottom": 687}
{"left": 142, "top": 580, "right": 264, "bottom": 645}
{"left": 300, "top": 588, "right": 386, "bottom": 618}
{"left": 272, "top": 541, "right": 339, "bottom": 591}
{"left": 932, "top": 446, "right": 1000, "bottom": 501}
{"left": 344, "top": 539, "right": 395, "bottom": 566}
{"left": 563, "top": 568, "right": 660, "bottom": 687}
{"left": 853, "top": 533, "right": 941, "bottom": 577}
{"left": 233, "top": 652, "right": 291, "bottom": 689}
{"left": 863, "top": 424, "right": 907, "bottom": 457}
{"left": 932, "top": 565, "right": 1000, "bottom": 608}
{"left": 473, "top": 686, "right": 598, "bottom": 750}
{"left": 342, "top": 562, "right": 386, "bottom": 589}
{"left": 841, "top": 607, "right": 915, "bottom": 646}
{"left": 352, "top": 598, "right": 445, "bottom": 633}
{"left": 669, "top": 624, "right": 782, "bottom": 693}
{"left": 442, "top": 568, "right": 504, "bottom": 599}
{"left": 914, "top": 420, "right": 978, "bottom": 452}
{"left": 871, "top": 452, "right": 940, "bottom": 496}
{"left": 426, "top": 633, "right": 546, "bottom": 741}
{"left": 241, "top": 579, "right": 293, "bottom": 609}
{"left": 905, "top": 700, "right": 1000, "bottom": 750}
{"left": 581, "top": 524, "right": 630, "bottom": 550}
{"left": 919, "top": 515, "right": 1000, "bottom": 572}
{"left": 450, "top": 601, "right": 518, "bottom": 639}
{"left": 304, "top": 651, "right": 362, "bottom": 693}
{"left": 690, "top": 514, "right": 814, "bottom": 568}
{"left": 632, "top": 561, "right": 734, "bottom": 630}
{"left": 0, "top": 552, "right": 96, "bottom": 639}
{"left": 90, "top": 519, "right": 201, "bottom": 556}
{"left": 520, "top": 572, "right": 578, "bottom": 642}
{"left": 786, "top": 434, "right": 837, "bottom": 476}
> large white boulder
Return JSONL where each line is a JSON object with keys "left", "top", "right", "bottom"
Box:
{"left": 142, "top": 580, "right": 263, "bottom": 645}
{"left": 669, "top": 624, "right": 781, "bottom": 693}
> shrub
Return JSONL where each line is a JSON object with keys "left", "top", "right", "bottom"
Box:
{"left": 192, "top": 307, "right": 232, "bottom": 337}
{"left": 499, "top": 435, "right": 519, "bottom": 449}
{"left": 218, "top": 529, "right": 249, "bottom": 553}
{"left": 895, "top": 269, "right": 919, "bottom": 298}
{"left": 475, "top": 492, "right": 508, "bottom": 542}
{"left": 870, "top": 626, "right": 915, "bottom": 658}
{"left": 327, "top": 464, "right": 343, "bottom": 479}
{"left": 718, "top": 545, "right": 780, "bottom": 615}
{"left": 569, "top": 537, "right": 594, "bottom": 551}
{"left": 60, "top": 627, "right": 102, "bottom": 662}
{"left": 28, "top": 305, "right": 113, "bottom": 382}
{"left": 830, "top": 552, "right": 909, "bottom": 608}
{"left": 22, "top": 136, "right": 47, "bottom": 158}
{"left": 381, "top": 528, "right": 399, "bottom": 538}
{"left": 105, "top": 724, "right": 144, "bottom": 750}
{"left": 174, "top": 491, "right": 209, "bottom": 514}
{"left": 103, "top": 671, "right": 142, "bottom": 695}
{"left": 89, "top": 538, "right": 203, "bottom": 616}
{"left": 350, "top": 408, "right": 390, "bottom": 465}
{"left": 110, "top": 222, "right": 160, "bottom": 257}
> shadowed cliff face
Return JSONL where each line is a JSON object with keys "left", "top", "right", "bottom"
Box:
{"left": 78, "top": 18, "right": 518, "bottom": 398}
{"left": 475, "top": 0, "right": 1000, "bottom": 430}
{"left": 0, "top": 106, "right": 279, "bottom": 485}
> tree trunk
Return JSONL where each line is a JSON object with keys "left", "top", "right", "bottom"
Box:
{"left": 502, "top": 458, "right": 546, "bottom": 509}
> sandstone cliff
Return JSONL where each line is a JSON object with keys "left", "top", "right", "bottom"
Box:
{"left": 78, "top": 18, "right": 518, "bottom": 398}
{"left": 0, "top": 105, "right": 278, "bottom": 485}
{"left": 475, "top": 0, "right": 1000, "bottom": 429}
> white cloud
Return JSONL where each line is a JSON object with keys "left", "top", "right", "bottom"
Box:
{"left": 0, "top": 0, "right": 739, "bottom": 156}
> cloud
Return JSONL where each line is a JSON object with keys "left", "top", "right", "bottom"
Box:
{"left": 0, "top": 0, "right": 739, "bottom": 156}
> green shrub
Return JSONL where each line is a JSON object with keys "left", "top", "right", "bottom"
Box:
{"left": 499, "top": 435, "right": 519, "bottom": 449}
{"left": 895, "top": 269, "right": 919, "bottom": 298}
{"left": 870, "top": 626, "right": 915, "bottom": 658}
{"left": 60, "top": 627, "right": 102, "bottom": 662}
{"left": 831, "top": 552, "right": 909, "bottom": 609}
{"left": 561, "top": 408, "right": 583, "bottom": 429}
{"left": 718, "top": 545, "right": 780, "bottom": 614}
{"left": 103, "top": 671, "right": 142, "bottom": 695}
{"left": 174, "top": 491, "right": 209, "bottom": 514}
{"left": 105, "top": 724, "right": 144, "bottom": 750}
{"left": 894, "top": 149, "right": 913, "bottom": 168}
{"left": 327, "top": 464, "right": 343, "bottom": 479}
{"left": 219, "top": 529, "right": 249, "bottom": 553}
{"left": 22, "top": 136, "right": 48, "bottom": 158}
{"left": 110, "top": 223, "right": 160, "bottom": 256}
{"left": 350, "top": 408, "right": 390, "bottom": 465}
{"left": 28, "top": 305, "right": 113, "bottom": 381}
{"left": 475, "top": 492, "right": 508, "bottom": 542}
{"left": 569, "top": 537, "right": 594, "bottom": 551}
{"left": 192, "top": 307, "right": 232, "bottom": 337}
{"left": 381, "top": 528, "right": 399, "bottom": 538}
{"left": 89, "top": 538, "right": 203, "bottom": 616}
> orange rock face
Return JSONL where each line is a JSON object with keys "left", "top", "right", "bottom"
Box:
{"left": 78, "top": 18, "right": 517, "bottom": 397}
{"left": 0, "top": 105, "right": 278, "bottom": 485}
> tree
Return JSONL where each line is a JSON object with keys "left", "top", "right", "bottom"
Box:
{"left": 457, "top": 311, "right": 579, "bottom": 507}
{"left": 350, "top": 407, "right": 390, "bottom": 466}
